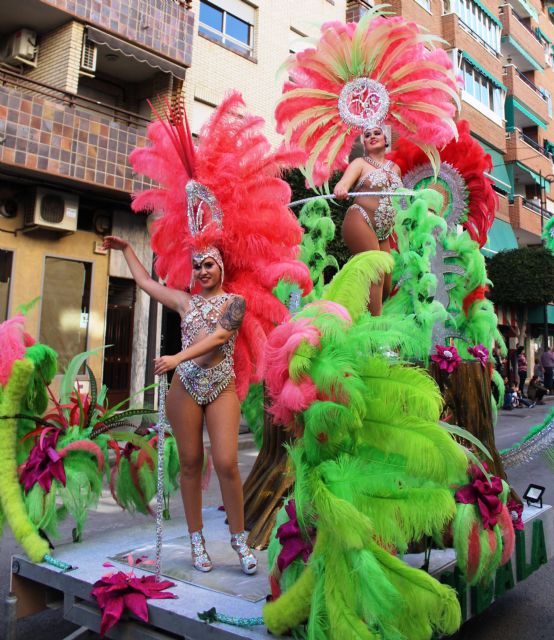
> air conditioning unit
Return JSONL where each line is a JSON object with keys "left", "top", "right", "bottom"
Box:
{"left": 0, "top": 29, "right": 38, "bottom": 67}
{"left": 22, "top": 188, "right": 78, "bottom": 234}
{"left": 80, "top": 38, "right": 97, "bottom": 75}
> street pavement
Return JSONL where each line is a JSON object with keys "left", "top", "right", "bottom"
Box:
{"left": 1, "top": 400, "right": 554, "bottom": 639}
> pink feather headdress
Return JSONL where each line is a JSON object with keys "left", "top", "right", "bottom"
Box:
{"left": 129, "top": 92, "right": 312, "bottom": 399}
{"left": 275, "top": 7, "right": 461, "bottom": 187}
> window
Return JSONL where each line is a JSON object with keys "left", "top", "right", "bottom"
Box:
{"left": 191, "top": 98, "right": 216, "bottom": 135}
{"left": 289, "top": 28, "right": 310, "bottom": 54}
{"left": 0, "top": 250, "right": 13, "bottom": 321}
{"left": 40, "top": 257, "right": 92, "bottom": 371}
{"left": 199, "top": 0, "right": 255, "bottom": 57}
{"left": 460, "top": 58, "right": 503, "bottom": 116}
{"left": 415, "top": 0, "right": 432, "bottom": 11}
{"left": 449, "top": 0, "right": 501, "bottom": 55}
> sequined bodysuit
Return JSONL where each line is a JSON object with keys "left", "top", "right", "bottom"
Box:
{"left": 347, "top": 159, "right": 403, "bottom": 241}
{"left": 176, "top": 293, "right": 236, "bottom": 405}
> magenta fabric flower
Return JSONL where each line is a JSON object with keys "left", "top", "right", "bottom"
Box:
{"left": 431, "top": 344, "right": 462, "bottom": 374}
{"left": 507, "top": 497, "right": 524, "bottom": 531}
{"left": 467, "top": 344, "right": 489, "bottom": 368}
{"left": 91, "top": 571, "right": 176, "bottom": 636}
{"left": 276, "top": 500, "right": 315, "bottom": 572}
{"left": 20, "top": 431, "right": 66, "bottom": 494}
{"left": 455, "top": 464, "right": 503, "bottom": 530}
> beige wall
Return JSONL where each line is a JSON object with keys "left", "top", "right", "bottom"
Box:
{"left": 0, "top": 211, "right": 108, "bottom": 382}
{"left": 185, "top": 0, "right": 346, "bottom": 143}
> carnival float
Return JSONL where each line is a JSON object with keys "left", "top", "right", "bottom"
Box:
{"left": 1, "top": 6, "right": 553, "bottom": 640}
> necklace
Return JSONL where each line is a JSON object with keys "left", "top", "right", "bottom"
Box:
{"left": 363, "top": 155, "right": 387, "bottom": 169}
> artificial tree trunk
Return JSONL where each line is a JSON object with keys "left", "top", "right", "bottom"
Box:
{"left": 430, "top": 360, "right": 509, "bottom": 483}
{"left": 242, "top": 398, "right": 295, "bottom": 549}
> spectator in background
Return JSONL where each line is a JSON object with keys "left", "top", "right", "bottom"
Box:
{"left": 493, "top": 345, "right": 503, "bottom": 375}
{"left": 534, "top": 354, "right": 544, "bottom": 383}
{"left": 517, "top": 346, "right": 527, "bottom": 396}
{"left": 540, "top": 345, "right": 554, "bottom": 393}
{"left": 527, "top": 375, "right": 547, "bottom": 405}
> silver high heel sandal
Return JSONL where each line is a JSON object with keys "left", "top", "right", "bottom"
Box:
{"left": 230, "top": 531, "right": 257, "bottom": 575}
{"left": 190, "top": 530, "right": 213, "bottom": 572}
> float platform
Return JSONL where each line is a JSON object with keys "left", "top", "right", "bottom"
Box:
{"left": 5, "top": 504, "right": 554, "bottom": 639}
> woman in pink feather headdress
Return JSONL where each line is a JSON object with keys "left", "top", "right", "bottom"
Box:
{"left": 275, "top": 8, "right": 461, "bottom": 315}
{"left": 104, "top": 93, "right": 311, "bottom": 576}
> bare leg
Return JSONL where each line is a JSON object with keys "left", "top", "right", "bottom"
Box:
{"left": 342, "top": 208, "right": 384, "bottom": 316}
{"left": 379, "top": 237, "right": 392, "bottom": 302}
{"left": 166, "top": 375, "right": 205, "bottom": 533}
{"left": 204, "top": 380, "right": 244, "bottom": 533}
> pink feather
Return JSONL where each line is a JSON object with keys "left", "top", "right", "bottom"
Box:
{"left": 58, "top": 440, "right": 105, "bottom": 471}
{"left": 0, "top": 314, "right": 35, "bottom": 386}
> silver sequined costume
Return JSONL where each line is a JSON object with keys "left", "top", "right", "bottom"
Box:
{"left": 176, "top": 293, "right": 236, "bottom": 405}
{"left": 347, "top": 159, "right": 403, "bottom": 241}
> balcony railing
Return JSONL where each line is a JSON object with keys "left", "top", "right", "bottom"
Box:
{"left": 518, "top": 132, "right": 552, "bottom": 157}
{"left": 511, "top": 8, "right": 542, "bottom": 44}
{"left": 0, "top": 67, "right": 150, "bottom": 128}
{"left": 514, "top": 67, "right": 548, "bottom": 100}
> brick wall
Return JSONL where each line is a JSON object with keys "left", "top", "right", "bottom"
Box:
{"left": 26, "top": 21, "right": 83, "bottom": 94}
{"left": 38, "top": 0, "right": 194, "bottom": 66}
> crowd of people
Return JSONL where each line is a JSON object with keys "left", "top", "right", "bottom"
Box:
{"left": 494, "top": 344, "right": 553, "bottom": 411}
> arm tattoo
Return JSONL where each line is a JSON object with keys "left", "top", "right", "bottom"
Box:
{"left": 219, "top": 296, "right": 245, "bottom": 331}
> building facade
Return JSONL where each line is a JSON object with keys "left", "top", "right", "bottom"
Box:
{"left": 0, "top": 0, "right": 193, "bottom": 404}
{"left": 2, "top": 0, "right": 554, "bottom": 402}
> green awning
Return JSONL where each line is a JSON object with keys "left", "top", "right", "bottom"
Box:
{"left": 506, "top": 96, "right": 548, "bottom": 129}
{"left": 515, "top": 161, "right": 551, "bottom": 192}
{"left": 473, "top": 0, "right": 503, "bottom": 28}
{"left": 461, "top": 52, "right": 507, "bottom": 91}
{"left": 528, "top": 304, "right": 554, "bottom": 323}
{"left": 478, "top": 140, "right": 512, "bottom": 192}
{"left": 481, "top": 218, "right": 518, "bottom": 257}
{"left": 519, "top": 0, "right": 539, "bottom": 21}
{"left": 501, "top": 35, "right": 544, "bottom": 72}
{"left": 536, "top": 27, "right": 552, "bottom": 45}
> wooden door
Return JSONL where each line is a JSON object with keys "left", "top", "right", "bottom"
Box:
{"left": 104, "top": 278, "right": 135, "bottom": 408}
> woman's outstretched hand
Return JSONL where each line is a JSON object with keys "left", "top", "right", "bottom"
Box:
{"left": 102, "top": 235, "right": 129, "bottom": 251}
{"left": 154, "top": 355, "right": 181, "bottom": 375}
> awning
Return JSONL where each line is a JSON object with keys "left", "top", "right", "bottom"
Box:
{"left": 528, "top": 304, "right": 554, "bottom": 323}
{"left": 515, "top": 161, "right": 551, "bottom": 192}
{"left": 481, "top": 218, "right": 518, "bottom": 257}
{"left": 501, "top": 35, "right": 544, "bottom": 72}
{"left": 86, "top": 27, "right": 187, "bottom": 80}
{"left": 506, "top": 96, "right": 548, "bottom": 129}
{"left": 473, "top": 0, "right": 503, "bottom": 28}
{"left": 535, "top": 27, "right": 552, "bottom": 45}
{"left": 478, "top": 140, "right": 512, "bottom": 192}
{"left": 461, "top": 52, "right": 507, "bottom": 90}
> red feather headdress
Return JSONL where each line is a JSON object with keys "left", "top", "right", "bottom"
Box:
{"left": 129, "top": 92, "right": 312, "bottom": 398}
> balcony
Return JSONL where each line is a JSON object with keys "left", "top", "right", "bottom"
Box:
{"left": 0, "top": 68, "right": 153, "bottom": 193}
{"left": 503, "top": 65, "right": 549, "bottom": 127}
{"left": 0, "top": 0, "right": 193, "bottom": 67}
{"left": 442, "top": 13, "right": 503, "bottom": 66}
{"left": 509, "top": 194, "right": 545, "bottom": 239}
{"left": 506, "top": 128, "right": 552, "bottom": 176}
{"left": 499, "top": 4, "right": 545, "bottom": 71}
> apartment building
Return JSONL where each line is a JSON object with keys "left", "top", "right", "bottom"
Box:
{"left": 185, "top": 0, "right": 347, "bottom": 141}
{"left": 0, "top": 0, "right": 194, "bottom": 404}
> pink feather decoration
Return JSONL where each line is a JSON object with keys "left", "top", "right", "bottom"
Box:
{"left": 58, "top": 440, "right": 105, "bottom": 471}
{"left": 0, "top": 313, "right": 36, "bottom": 386}
{"left": 275, "top": 10, "right": 459, "bottom": 186}
{"left": 498, "top": 504, "right": 516, "bottom": 565}
{"left": 129, "top": 92, "right": 312, "bottom": 399}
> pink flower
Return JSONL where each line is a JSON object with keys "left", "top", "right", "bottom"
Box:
{"left": 467, "top": 344, "right": 489, "bottom": 368}
{"left": 431, "top": 344, "right": 462, "bottom": 374}
{"left": 91, "top": 571, "right": 176, "bottom": 636}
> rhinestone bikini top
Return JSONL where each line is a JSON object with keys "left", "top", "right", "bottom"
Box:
{"left": 355, "top": 159, "right": 403, "bottom": 191}
{"left": 181, "top": 293, "right": 236, "bottom": 356}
